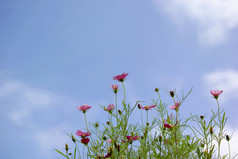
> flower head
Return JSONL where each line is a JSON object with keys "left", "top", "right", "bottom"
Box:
{"left": 111, "top": 84, "right": 119, "bottom": 94}
{"left": 81, "top": 138, "right": 90, "bottom": 145}
{"left": 164, "top": 123, "right": 173, "bottom": 129}
{"left": 75, "top": 130, "right": 91, "bottom": 138}
{"left": 105, "top": 104, "right": 115, "bottom": 112}
{"left": 103, "top": 152, "right": 111, "bottom": 158}
{"left": 77, "top": 104, "right": 92, "bottom": 113}
{"left": 169, "top": 102, "right": 180, "bottom": 111}
{"left": 141, "top": 105, "right": 156, "bottom": 110}
{"left": 210, "top": 89, "right": 223, "bottom": 99}
{"left": 107, "top": 139, "right": 112, "bottom": 143}
{"left": 113, "top": 73, "right": 129, "bottom": 82}
{"left": 122, "top": 135, "right": 140, "bottom": 143}
{"left": 164, "top": 121, "right": 178, "bottom": 129}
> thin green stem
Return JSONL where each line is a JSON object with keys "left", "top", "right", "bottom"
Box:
{"left": 84, "top": 113, "right": 89, "bottom": 131}
{"left": 157, "top": 92, "right": 161, "bottom": 101}
{"left": 228, "top": 141, "right": 231, "bottom": 159}
{"left": 146, "top": 110, "right": 148, "bottom": 124}
{"left": 140, "top": 109, "right": 144, "bottom": 128}
{"left": 121, "top": 82, "right": 126, "bottom": 104}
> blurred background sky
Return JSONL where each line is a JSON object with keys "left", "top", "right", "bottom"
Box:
{"left": 1, "top": 0, "right": 238, "bottom": 158}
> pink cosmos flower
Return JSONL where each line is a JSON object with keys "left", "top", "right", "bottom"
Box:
{"left": 113, "top": 73, "right": 129, "bottom": 82}
{"left": 164, "top": 121, "right": 178, "bottom": 129}
{"left": 111, "top": 84, "right": 119, "bottom": 93}
{"left": 106, "top": 139, "right": 112, "bottom": 143}
{"left": 122, "top": 135, "right": 140, "bottom": 143}
{"left": 141, "top": 105, "right": 156, "bottom": 110}
{"left": 164, "top": 123, "right": 173, "bottom": 129}
{"left": 105, "top": 104, "right": 115, "bottom": 112}
{"left": 210, "top": 89, "right": 223, "bottom": 99}
{"left": 77, "top": 104, "right": 92, "bottom": 113}
{"left": 75, "top": 130, "right": 91, "bottom": 138}
{"left": 81, "top": 138, "right": 90, "bottom": 145}
{"left": 169, "top": 102, "right": 180, "bottom": 110}
{"left": 103, "top": 153, "right": 111, "bottom": 158}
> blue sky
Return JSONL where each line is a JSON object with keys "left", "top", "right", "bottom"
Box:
{"left": 1, "top": 0, "right": 238, "bottom": 158}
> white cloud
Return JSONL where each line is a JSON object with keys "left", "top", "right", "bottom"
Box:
{"left": 35, "top": 124, "right": 71, "bottom": 152}
{"left": 220, "top": 127, "right": 238, "bottom": 158}
{"left": 153, "top": 0, "right": 238, "bottom": 46}
{"left": 8, "top": 109, "right": 31, "bottom": 127}
{"left": 203, "top": 70, "right": 238, "bottom": 101}
{"left": 0, "top": 79, "right": 77, "bottom": 156}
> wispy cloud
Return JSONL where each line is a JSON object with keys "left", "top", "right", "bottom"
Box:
{"left": 153, "top": 0, "right": 238, "bottom": 46}
{"left": 0, "top": 78, "right": 77, "bottom": 156}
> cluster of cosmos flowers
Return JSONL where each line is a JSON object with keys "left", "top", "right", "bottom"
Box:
{"left": 56, "top": 72, "right": 231, "bottom": 159}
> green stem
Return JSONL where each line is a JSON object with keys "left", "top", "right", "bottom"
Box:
{"left": 157, "top": 92, "right": 161, "bottom": 101}
{"left": 216, "top": 99, "right": 221, "bottom": 159}
{"left": 146, "top": 110, "right": 148, "bottom": 124}
{"left": 115, "top": 93, "right": 118, "bottom": 124}
{"left": 75, "top": 142, "right": 81, "bottom": 159}
{"left": 121, "top": 82, "right": 126, "bottom": 104}
{"left": 228, "top": 141, "right": 231, "bottom": 159}
{"left": 140, "top": 109, "right": 144, "bottom": 128}
{"left": 84, "top": 113, "right": 89, "bottom": 131}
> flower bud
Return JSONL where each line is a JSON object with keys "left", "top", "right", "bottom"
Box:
{"left": 103, "top": 136, "right": 107, "bottom": 141}
{"left": 106, "top": 121, "right": 110, "bottom": 125}
{"left": 169, "top": 90, "right": 174, "bottom": 97}
{"left": 71, "top": 135, "right": 76, "bottom": 143}
{"left": 138, "top": 104, "right": 141, "bottom": 109}
{"left": 159, "top": 135, "right": 162, "bottom": 142}
{"left": 69, "top": 153, "right": 72, "bottom": 155}
{"left": 65, "top": 144, "right": 69, "bottom": 151}
{"left": 146, "top": 122, "right": 150, "bottom": 126}
{"left": 118, "top": 109, "right": 122, "bottom": 115}
{"left": 209, "top": 126, "right": 213, "bottom": 135}
{"left": 200, "top": 115, "right": 204, "bottom": 120}
{"left": 155, "top": 88, "right": 159, "bottom": 92}
{"left": 95, "top": 122, "right": 99, "bottom": 128}
{"left": 226, "top": 135, "right": 230, "bottom": 141}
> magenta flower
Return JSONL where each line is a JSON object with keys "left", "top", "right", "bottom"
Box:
{"left": 113, "top": 73, "right": 129, "bottom": 82}
{"left": 105, "top": 104, "right": 115, "bottom": 112}
{"left": 103, "top": 153, "right": 111, "bottom": 158}
{"left": 106, "top": 139, "right": 112, "bottom": 143}
{"left": 210, "top": 89, "right": 223, "bottom": 99}
{"left": 164, "top": 121, "right": 178, "bottom": 129}
{"left": 122, "top": 135, "right": 140, "bottom": 143}
{"left": 169, "top": 102, "right": 180, "bottom": 110}
{"left": 141, "top": 105, "right": 156, "bottom": 110}
{"left": 75, "top": 130, "right": 91, "bottom": 138}
{"left": 81, "top": 138, "right": 90, "bottom": 145}
{"left": 111, "top": 84, "right": 119, "bottom": 94}
{"left": 164, "top": 123, "right": 173, "bottom": 129}
{"left": 77, "top": 104, "right": 92, "bottom": 113}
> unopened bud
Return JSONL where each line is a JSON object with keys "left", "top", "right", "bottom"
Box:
{"left": 138, "top": 104, "right": 141, "bottom": 109}
{"left": 118, "top": 109, "right": 122, "bottom": 115}
{"left": 71, "top": 135, "right": 76, "bottom": 143}
{"left": 103, "top": 136, "right": 107, "bottom": 141}
{"left": 226, "top": 135, "right": 230, "bottom": 141}
{"left": 106, "top": 121, "right": 110, "bottom": 125}
{"left": 170, "top": 90, "right": 174, "bottom": 97}
{"left": 95, "top": 122, "right": 99, "bottom": 128}
{"left": 155, "top": 88, "right": 159, "bottom": 92}
{"left": 200, "top": 115, "right": 204, "bottom": 119}
{"left": 65, "top": 144, "right": 69, "bottom": 151}
{"left": 146, "top": 122, "right": 150, "bottom": 126}
{"left": 159, "top": 136, "right": 162, "bottom": 142}
{"left": 209, "top": 126, "right": 213, "bottom": 135}
{"left": 69, "top": 153, "right": 72, "bottom": 155}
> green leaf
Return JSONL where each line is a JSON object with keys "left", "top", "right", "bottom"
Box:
{"left": 55, "top": 149, "right": 70, "bottom": 159}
